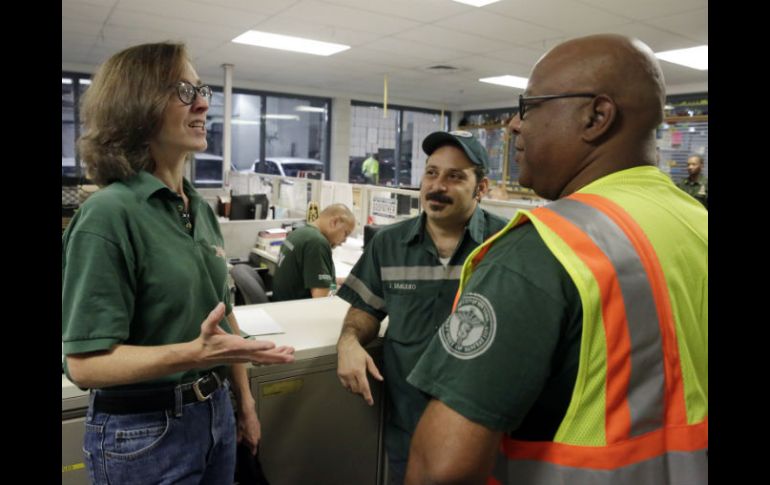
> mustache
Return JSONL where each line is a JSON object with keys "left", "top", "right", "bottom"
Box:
{"left": 426, "top": 192, "right": 453, "bottom": 204}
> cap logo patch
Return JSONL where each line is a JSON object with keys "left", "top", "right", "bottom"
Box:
{"left": 449, "top": 130, "right": 472, "bottom": 138}
{"left": 439, "top": 292, "right": 496, "bottom": 360}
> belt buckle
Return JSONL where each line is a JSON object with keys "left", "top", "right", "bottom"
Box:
{"left": 192, "top": 372, "right": 221, "bottom": 401}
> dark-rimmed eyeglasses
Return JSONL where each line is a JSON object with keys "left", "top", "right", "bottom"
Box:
{"left": 174, "top": 81, "right": 212, "bottom": 105}
{"left": 518, "top": 93, "right": 596, "bottom": 120}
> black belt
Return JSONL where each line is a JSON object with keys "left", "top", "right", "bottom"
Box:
{"left": 92, "top": 371, "right": 224, "bottom": 415}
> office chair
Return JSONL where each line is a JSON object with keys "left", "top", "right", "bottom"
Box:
{"left": 230, "top": 264, "right": 269, "bottom": 305}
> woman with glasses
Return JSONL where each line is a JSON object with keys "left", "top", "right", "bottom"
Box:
{"left": 62, "top": 42, "right": 295, "bottom": 485}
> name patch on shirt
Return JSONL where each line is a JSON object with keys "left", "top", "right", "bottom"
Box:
{"left": 390, "top": 282, "right": 417, "bottom": 291}
{"left": 318, "top": 274, "right": 332, "bottom": 281}
{"left": 439, "top": 292, "right": 496, "bottom": 360}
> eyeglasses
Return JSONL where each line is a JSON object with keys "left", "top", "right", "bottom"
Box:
{"left": 174, "top": 81, "right": 212, "bottom": 105}
{"left": 518, "top": 93, "right": 596, "bottom": 120}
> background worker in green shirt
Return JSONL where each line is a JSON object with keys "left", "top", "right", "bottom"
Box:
{"left": 362, "top": 152, "right": 380, "bottom": 185}
{"left": 677, "top": 153, "right": 708, "bottom": 208}
{"left": 272, "top": 203, "right": 355, "bottom": 301}
{"left": 335, "top": 131, "right": 507, "bottom": 484}
{"left": 61, "top": 42, "right": 294, "bottom": 485}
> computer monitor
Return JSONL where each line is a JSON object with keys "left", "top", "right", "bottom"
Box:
{"left": 230, "top": 194, "right": 270, "bottom": 220}
{"left": 396, "top": 194, "right": 412, "bottom": 215}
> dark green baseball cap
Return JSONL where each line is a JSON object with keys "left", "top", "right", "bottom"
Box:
{"left": 422, "top": 130, "right": 489, "bottom": 169}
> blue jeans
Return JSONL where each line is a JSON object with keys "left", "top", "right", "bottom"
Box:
{"left": 83, "top": 381, "right": 236, "bottom": 485}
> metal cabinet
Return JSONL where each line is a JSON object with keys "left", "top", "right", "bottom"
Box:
{"left": 251, "top": 347, "right": 384, "bottom": 485}
{"left": 62, "top": 396, "right": 88, "bottom": 485}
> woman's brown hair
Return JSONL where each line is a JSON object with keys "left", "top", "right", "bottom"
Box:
{"left": 77, "top": 42, "right": 188, "bottom": 186}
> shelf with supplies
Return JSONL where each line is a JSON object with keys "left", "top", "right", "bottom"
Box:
{"left": 658, "top": 93, "right": 708, "bottom": 183}
{"left": 459, "top": 107, "right": 518, "bottom": 185}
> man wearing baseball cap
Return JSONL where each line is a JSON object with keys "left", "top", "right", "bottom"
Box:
{"left": 335, "top": 131, "right": 507, "bottom": 484}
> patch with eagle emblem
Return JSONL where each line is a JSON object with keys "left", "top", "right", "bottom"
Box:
{"left": 439, "top": 292, "right": 496, "bottom": 359}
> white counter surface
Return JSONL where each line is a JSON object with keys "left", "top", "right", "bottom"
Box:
{"left": 62, "top": 296, "right": 385, "bottom": 402}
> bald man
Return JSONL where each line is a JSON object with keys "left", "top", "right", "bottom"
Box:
{"left": 272, "top": 204, "right": 355, "bottom": 301}
{"left": 405, "top": 35, "right": 708, "bottom": 484}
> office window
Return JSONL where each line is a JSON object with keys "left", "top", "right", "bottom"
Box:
{"left": 230, "top": 92, "right": 262, "bottom": 171}
{"left": 265, "top": 95, "right": 328, "bottom": 162}
{"left": 62, "top": 73, "right": 331, "bottom": 189}
{"left": 401, "top": 110, "right": 445, "bottom": 187}
{"left": 62, "top": 75, "right": 91, "bottom": 181}
{"left": 236, "top": 90, "right": 331, "bottom": 180}
{"left": 349, "top": 102, "right": 448, "bottom": 187}
{"left": 62, "top": 78, "right": 76, "bottom": 178}
{"left": 190, "top": 89, "right": 226, "bottom": 188}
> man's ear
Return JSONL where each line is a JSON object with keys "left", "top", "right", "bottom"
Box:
{"left": 474, "top": 177, "right": 490, "bottom": 201}
{"left": 582, "top": 95, "right": 616, "bottom": 143}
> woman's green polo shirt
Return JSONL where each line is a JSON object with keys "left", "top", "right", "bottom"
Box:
{"left": 62, "top": 171, "right": 231, "bottom": 389}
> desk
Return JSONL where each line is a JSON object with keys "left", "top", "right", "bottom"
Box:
{"left": 62, "top": 297, "right": 387, "bottom": 485}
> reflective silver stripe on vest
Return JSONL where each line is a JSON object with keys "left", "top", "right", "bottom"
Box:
{"left": 343, "top": 273, "right": 386, "bottom": 310}
{"left": 380, "top": 265, "right": 463, "bottom": 281}
{"left": 547, "top": 198, "right": 665, "bottom": 436}
{"left": 493, "top": 448, "right": 707, "bottom": 484}
{"left": 283, "top": 239, "right": 294, "bottom": 251}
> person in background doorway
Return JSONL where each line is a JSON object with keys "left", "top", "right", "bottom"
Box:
{"left": 336, "top": 131, "right": 507, "bottom": 484}
{"left": 362, "top": 152, "right": 380, "bottom": 185}
{"left": 405, "top": 34, "right": 708, "bottom": 484}
{"left": 272, "top": 203, "right": 356, "bottom": 301}
{"left": 62, "top": 42, "right": 295, "bottom": 485}
{"left": 677, "top": 153, "right": 708, "bottom": 208}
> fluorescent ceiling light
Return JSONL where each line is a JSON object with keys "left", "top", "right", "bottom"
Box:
{"left": 233, "top": 30, "right": 350, "bottom": 56}
{"left": 479, "top": 75, "right": 529, "bottom": 89}
{"left": 62, "top": 78, "right": 72, "bottom": 84}
{"left": 452, "top": 0, "right": 502, "bottom": 6}
{"left": 232, "top": 119, "right": 260, "bottom": 126}
{"left": 79, "top": 79, "right": 92, "bottom": 85}
{"left": 295, "top": 106, "right": 327, "bottom": 113}
{"left": 266, "top": 114, "right": 300, "bottom": 120}
{"left": 655, "top": 45, "right": 708, "bottom": 70}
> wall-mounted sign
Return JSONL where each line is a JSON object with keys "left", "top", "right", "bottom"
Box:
{"left": 372, "top": 196, "right": 397, "bottom": 218}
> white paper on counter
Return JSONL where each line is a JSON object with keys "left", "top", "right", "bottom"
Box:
{"left": 232, "top": 307, "right": 285, "bottom": 336}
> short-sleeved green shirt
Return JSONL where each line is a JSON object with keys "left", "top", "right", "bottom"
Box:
{"left": 677, "top": 175, "right": 708, "bottom": 208}
{"left": 407, "top": 222, "right": 582, "bottom": 439}
{"left": 271, "top": 225, "right": 335, "bottom": 301}
{"left": 62, "top": 171, "right": 231, "bottom": 389}
{"left": 337, "top": 206, "right": 507, "bottom": 460}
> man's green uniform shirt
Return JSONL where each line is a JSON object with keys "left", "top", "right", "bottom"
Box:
{"left": 272, "top": 224, "right": 335, "bottom": 301}
{"left": 677, "top": 175, "right": 708, "bottom": 209}
{"left": 408, "top": 222, "right": 583, "bottom": 440}
{"left": 62, "top": 171, "right": 231, "bottom": 389}
{"left": 336, "top": 206, "right": 507, "bottom": 460}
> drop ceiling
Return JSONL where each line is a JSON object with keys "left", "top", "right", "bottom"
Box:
{"left": 62, "top": 0, "right": 708, "bottom": 110}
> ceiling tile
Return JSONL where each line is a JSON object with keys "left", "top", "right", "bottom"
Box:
{"left": 577, "top": 0, "right": 707, "bottom": 21}
{"left": 644, "top": 7, "right": 707, "bottom": 43}
{"left": 488, "top": 0, "right": 632, "bottom": 34}
{"left": 62, "top": 0, "right": 708, "bottom": 108}
{"left": 319, "top": 0, "right": 468, "bottom": 22}
{"left": 435, "top": 9, "right": 563, "bottom": 43}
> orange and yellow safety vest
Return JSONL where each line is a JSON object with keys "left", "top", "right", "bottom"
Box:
{"left": 455, "top": 167, "right": 708, "bottom": 483}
